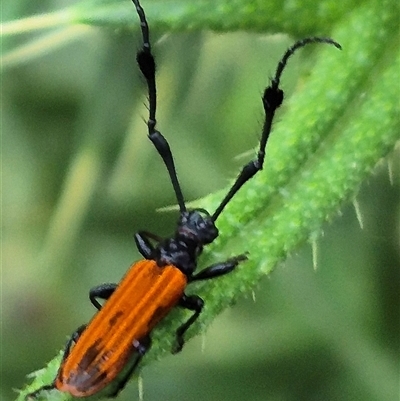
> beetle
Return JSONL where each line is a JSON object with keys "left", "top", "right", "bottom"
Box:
{"left": 26, "top": 0, "right": 341, "bottom": 398}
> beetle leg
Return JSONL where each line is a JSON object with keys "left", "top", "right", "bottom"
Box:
{"left": 137, "top": 230, "right": 163, "bottom": 243}
{"left": 108, "top": 335, "right": 152, "bottom": 398}
{"left": 134, "top": 231, "right": 160, "bottom": 259}
{"left": 89, "top": 284, "right": 118, "bottom": 310}
{"left": 25, "top": 325, "right": 86, "bottom": 400}
{"left": 174, "top": 294, "right": 204, "bottom": 353}
{"left": 190, "top": 254, "right": 247, "bottom": 282}
{"left": 59, "top": 324, "right": 86, "bottom": 367}
{"left": 171, "top": 255, "right": 246, "bottom": 354}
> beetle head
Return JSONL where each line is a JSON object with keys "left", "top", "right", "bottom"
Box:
{"left": 177, "top": 209, "right": 218, "bottom": 245}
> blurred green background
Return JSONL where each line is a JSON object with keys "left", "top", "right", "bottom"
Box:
{"left": 2, "top": 1, "right": 399, "bottom": 401}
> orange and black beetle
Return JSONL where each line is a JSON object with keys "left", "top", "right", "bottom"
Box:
{"left": 26, "top": 0, "right": 341, "bottom": 398}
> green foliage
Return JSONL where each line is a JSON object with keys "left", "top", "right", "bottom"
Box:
{"left": 2, "top": 0, "right": 399, "bottom": 400}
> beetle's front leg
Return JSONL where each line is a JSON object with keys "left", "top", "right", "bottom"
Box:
{"left": 134, "top": 231, "right": 161, "bottom": 259}
{"left": 190, "top": 254, "right": 247, "bottom": 282}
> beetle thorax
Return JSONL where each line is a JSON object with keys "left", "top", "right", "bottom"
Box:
{"left": 154, "top": 210, "right": 218, "bottom": 276}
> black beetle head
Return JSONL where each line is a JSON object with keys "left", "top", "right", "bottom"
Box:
{"left": 177, "top": 209, "right": 218, "bottom": 245}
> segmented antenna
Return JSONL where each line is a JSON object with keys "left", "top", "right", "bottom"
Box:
{"left": 133, "top": 0, "right": 187, "bottom": 213}
{"left": 272, "top": 37, "right": 341, "bottom": 90}
{"left": 212, "top": 37, "right": 341, "bottom": 221}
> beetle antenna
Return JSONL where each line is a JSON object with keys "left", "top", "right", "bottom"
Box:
{"left": 133, "top": 0, "right": 187, "bottom": 213}
{"left": 212, "top": 37, "right": 341, "bottom": 221}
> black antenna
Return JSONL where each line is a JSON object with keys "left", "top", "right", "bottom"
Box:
{"left": 212, "top": 37, "right": 341, "bottom": 221}
{"left": 133, "top": 0, "right": 187, "bottom": 213}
